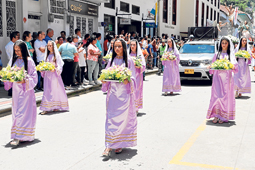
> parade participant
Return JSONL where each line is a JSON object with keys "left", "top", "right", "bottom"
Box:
{"left": 39, "top": 41, "right": 69, "bottom": 114}
{"left": 106, "top": 39, "right": 114, "bottom": 55}
{"left": 251, "top": 44, "right": 255, "bottom": 71}
{"left": 139, "top": 41, "right": 148, "bottom": 81}
{"left": 162, "top": 38, "right": 181, "bottom": 95}
{"left": 128, "top": 39, "right": 146, "bottom": 114}
{"left": 207, "top": 36, "right": 238, "bottom": 124}
{"left": 158, "top": 39, "right": 167, "bottom": 75}
{"left": 101, "top": 38, "right": 137, "bottom": 157}
{"left": 234, "top": 37, "right": 252, "bottom": 97}
{"left": 3, "top": 40, "right": 38, "bottom": 145}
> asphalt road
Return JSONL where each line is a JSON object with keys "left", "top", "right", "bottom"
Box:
{"left": 0, "top": 72, "right": 255, "bottom": 170}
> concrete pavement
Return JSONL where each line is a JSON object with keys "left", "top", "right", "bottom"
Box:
{"left": 0, "top": 70, "right": 254, "bottom": 170}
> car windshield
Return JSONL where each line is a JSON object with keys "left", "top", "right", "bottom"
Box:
{"left": 180, "top": 44, "right": 215, "bottom": 53}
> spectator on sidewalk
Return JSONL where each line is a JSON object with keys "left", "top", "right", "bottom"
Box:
{"left": 44, "top": 28, "right": 54, "bottom": 43}
{"left": 71, "top": 35, "right": 82, "bottom": 86}
{"left": 86, "top": 35, "right": 102, "bottom": 85}
{"left": 22, "top": 31, "right": 34, "bottom": 58}
{"left": 34, "top": 31, "right": 47, "bottom": 91}
{"left": 95, "top": 33, "right": 103, "bottom": 74}
{"left": 75, "top": 28, "right": 82, "bottom": 41}
{"left": 58, "top": 36, "right": 78, "bottom": 87}
{"left": 5, "top": 31, "right": 19, "bottom": 61}
{"left": 83, "top": 34, "right": 90, "bottom": 47}
{"left": 56, "top": 36, "right": 64, "bottom": 49}
{"left": 78, "top": 43, "right": 87, "bottom": 85}
{"left": 31, "top": 32, "right": 38, "bottom": 64}
{"left": 146, "top": 39, "right": 153, "bottom": 69}
{"left": 61, "top": 31, "right": 66, "bottom": 43}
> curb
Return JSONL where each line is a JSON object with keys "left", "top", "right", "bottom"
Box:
{"left": 0, "top": 69, "right": 158, "bottom": 116}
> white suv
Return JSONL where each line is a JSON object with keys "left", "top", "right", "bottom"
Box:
{"left": 179, "top": 39, "right": 217, "bottom": 80}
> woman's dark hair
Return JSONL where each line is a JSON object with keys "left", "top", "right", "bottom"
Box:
{"left": 217, "top": 37, "right": 231, "bottom": 60}
{"left": 67, "top": 36, "right": 73, "bottom": 43}
{"left": 11, "top": 40, "right": 29, "bottom": 71}
{"left": 129, "top": 40, "right": 138, "bottom": 54}
{"left": 111, "top": 38, "right": 128, "bottom": 67}
{"left": 22, "top": 31, "right": 31, "bottom": 41}
{"left": 46, "top": 41, "right": 56, "bottom": 63}
{"left": 167, "top": 39, "right": 175, "bottom": 51}
{"left": 84, "top": 34, "right": 90, "bottom": 40}
{"left": 238, "top": 37, "right": 247, "bottom": 50}
{"left": 85, "top": 35, "right": 97, "bottom": 47}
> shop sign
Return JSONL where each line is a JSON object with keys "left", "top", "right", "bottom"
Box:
{"left": 109, "top": 24, "right": 113, "bottom": 31}
{"left": 120, "top": 18, "right": 131, "bottom": 25}
{"left": 69, "top": 0, "right": 98, "bottom": 17}
{"left": 145, "top": 23, "right": 156, "bottom": 28}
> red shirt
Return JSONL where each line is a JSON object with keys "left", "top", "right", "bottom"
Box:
{"left": 72, "top": 42, "right": 79, "bottom": 62}
{"left": 104, "top": 40, "right": 108, "bottom": 52}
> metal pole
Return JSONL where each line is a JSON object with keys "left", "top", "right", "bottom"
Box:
{"left": 115, "top": 7, "right": 118, "bottom": 35}
{"left": 156, "top": 0, "right": 159, "bottom": 37}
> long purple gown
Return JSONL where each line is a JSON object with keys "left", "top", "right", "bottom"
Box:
{"left": 40, "top": 53, "right": 69, "bottom": 111}
{"left": 162, "top": 48, "right": 181, "bottom": 92}
{"left": 102, "top": 57, "right": 137, "bottom": 149}
{"left": 129, "top": 53, "right": 146, "bottom": 112}
{"left": 234, "top": 47, "right": 252, "bottom": 94}
{"left": 207, "top": 53, "right": 238, "bottom": 122}
{"left": 4, "top": 57, "right": 38, "bottom": 141}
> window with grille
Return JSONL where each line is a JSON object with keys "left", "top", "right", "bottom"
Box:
{"left": 6, "top": 0, "right": 16, "bottom": 37}
{"left": 132, "top": 5, "right": 140, "bottom": 15}
{"left": 50, "top": 0, "right": 65, "bottom": 15}
{"left": 163, "top": 0, "right": 168, "bottom": 23}
{"left": 172, "top": 0, "right": 177, "bottom": 25}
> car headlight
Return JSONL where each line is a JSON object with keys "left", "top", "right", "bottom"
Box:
{"left": 201, "top": 59, "right": 211, "bottom": 65}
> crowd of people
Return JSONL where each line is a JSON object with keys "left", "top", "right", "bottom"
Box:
{"left": 1, "top": 28, "right": 254, "bottom": 159}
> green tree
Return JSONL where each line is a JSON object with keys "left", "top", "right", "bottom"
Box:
{"left": 220, "top": 0, "right": 249, "bottom": 11}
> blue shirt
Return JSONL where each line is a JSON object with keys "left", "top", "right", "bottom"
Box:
{"left": 43, "top": 35, "right": 52, "bottom": 43}
{"left": 58, "top": 43, "right": 78, "bottom": 60}
{"left": 96, "top": 40, "right": 102, "bottom": 52}
{"left": 147, "top": 44, "right": 154, "bottom": 54}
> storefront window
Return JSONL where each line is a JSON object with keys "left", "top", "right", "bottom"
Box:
{"left": 120, "top": 1, "right": 129, "bottom": 13}
{"left": 104, "top": 14, "right": 115, "bottom": 34}
{"left": 163, "top": 0, "right": 168, "bottom": 23}
{"left": 132, "top": 5, "right": 140, "bottom": 15}
{"left": 104, "top": 0, "right": 115, "bottom": 9}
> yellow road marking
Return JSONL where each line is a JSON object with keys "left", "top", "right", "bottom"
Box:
{"left": 169, "top": 120, "right": 243, "bottom": 170}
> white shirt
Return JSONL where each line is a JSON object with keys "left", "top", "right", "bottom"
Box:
{"left": 78, "top": 47, "right": 86, "bottom": 67}
{"left": 34, "top": 39, "right": 47, "bottom": 62}
{"left": 5, "top": 41, "right": 14, "bottom": 60}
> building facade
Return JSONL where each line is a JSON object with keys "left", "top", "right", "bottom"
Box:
{"left": 1, "top": 0, "right": 103, "bottom": 67}
{"left": 179, "top": 0, "right": 220, "bottom": 38}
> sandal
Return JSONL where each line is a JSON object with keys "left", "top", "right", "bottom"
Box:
{"left": 115, "top": 148, "right": 123, "bottom": 154}
{"left": 10, "top": 139, "right": 20, "bottom": 146}
{"left": 102, "top": 148, "right": 112, "bottom": 157}
{"left": 212, "top": 118, "right": 218, "bottom": 124}
{"left": 170, "top": 92, "right": 174, "bottom": 95}
{"left": 218, "top": 119, "right": 224, "bottom": 124}
{"left": 40, "top": 111, "right": 47, "bottom": 115}
{"left": 238, "top": 93, "right": 242, "bottom": 98}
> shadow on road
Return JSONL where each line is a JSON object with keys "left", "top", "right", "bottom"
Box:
{"left": 206, "top": 120, "right": 236, "bottom": 127}
{"left": 137, "top": 112, "right": 146, "bottom": 117}
{"left": 236, "top": 96, "right": 251, "bottom": 100}
{"left": 181, "top": 80, "right": 212, "bottom": 87}
{"left": 102, "top": 148, "right": 137, "bottom": 162}
{"left": 4, "top": 139, "right": 41, "bottom": 149}
{"left": 38, "top": 110, "right": 69, "bottom": 116}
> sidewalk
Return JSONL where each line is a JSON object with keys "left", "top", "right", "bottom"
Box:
{"left": 0, "top": 68, "right": 158, "bottom": 115}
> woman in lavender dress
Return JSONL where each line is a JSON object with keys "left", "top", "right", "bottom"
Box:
{"left": 40, "top": 41, "right": 69, "bottom": 114}
{"left": 162, "top": 38, "right": 181, "bottom": 95}
{"left": 4, "top": 40, "right": 38, "bottom": 146}
{"left": 128, "top": 40, "right": 146, "bottom": 114}
{"left": 234, "top": 37, "right": 252, "bottom": 98}
{"left": 207, "top": 37, "right": 238, "bottom": 124}
{"left": 101, "top": 39, "right": 137, "bottom": 157}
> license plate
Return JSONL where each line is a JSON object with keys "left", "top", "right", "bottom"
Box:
{"left": 184, "top": 69, "right": 194, "bottom": 74}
